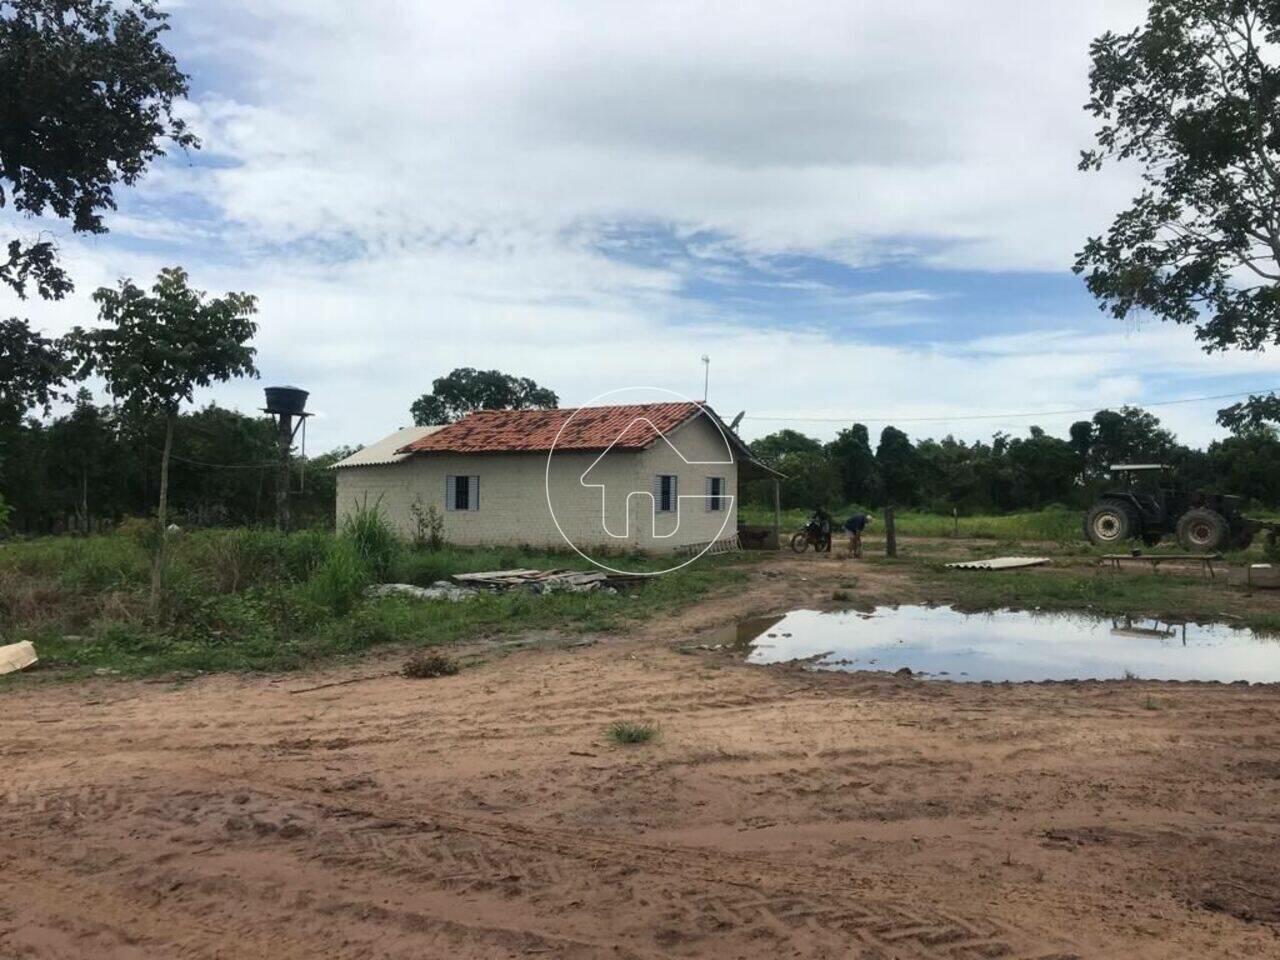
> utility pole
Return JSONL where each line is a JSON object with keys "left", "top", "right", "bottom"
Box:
{"left": 701, "top": 354, "right": 710, "bottom": 402}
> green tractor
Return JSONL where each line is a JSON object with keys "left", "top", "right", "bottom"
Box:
{"left": 1083, "top": 464, "right": 1264, "bottom": 553}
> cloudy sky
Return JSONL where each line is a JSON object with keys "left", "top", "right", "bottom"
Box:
{"left": 10, "top": 0, "right": 1280, "bottom": 450}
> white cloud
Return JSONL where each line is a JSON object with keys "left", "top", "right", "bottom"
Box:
{"left": 9, "top": 0, "right": 1276, "bottom": 455}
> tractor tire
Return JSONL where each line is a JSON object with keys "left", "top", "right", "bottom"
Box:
{"left": 1085, "top": 499, "right": 1137, "bottom": 547}
{"left": 1176, "top": 508, "right": 1230, "bottom": 553}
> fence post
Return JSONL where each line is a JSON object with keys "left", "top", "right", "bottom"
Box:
{"left": 885, "top": 506, "right": 897, "bottom": 558}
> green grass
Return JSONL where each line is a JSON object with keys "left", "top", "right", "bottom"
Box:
{"left": 910, "top": 562, "right": 1280, "bottom": 635}
{"left": 606, "top": 720, "right": 659, "bottom": 744}
{"left": 738, "top": 504, "right": 1083, "bottom": 542}
{"left": 0, "top": 525, "right": 753, "bottom": 679}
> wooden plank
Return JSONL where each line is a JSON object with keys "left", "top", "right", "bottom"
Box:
{"left": 0, "top": 640, "right": 37, "bottom": 675}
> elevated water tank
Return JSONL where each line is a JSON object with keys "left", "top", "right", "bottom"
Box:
{"left": 264, "top": 385, "right": 309, "bottom": 417}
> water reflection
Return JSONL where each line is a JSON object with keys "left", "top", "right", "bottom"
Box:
{"left": 721, "top": 605, "right": 1279, "bottom": 683}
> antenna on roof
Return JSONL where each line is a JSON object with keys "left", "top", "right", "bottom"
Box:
{"left": 729, "top": 411, "right": 745, "bottom": 432}
{"left": 701, "top": 354, "right": 710, "bottom": 402}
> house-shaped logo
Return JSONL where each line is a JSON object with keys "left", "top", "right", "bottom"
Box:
{"left": 579, "top": 414, "right": 735, "bottom": 539}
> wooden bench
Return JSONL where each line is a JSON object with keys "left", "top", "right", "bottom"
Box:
{"left": 1100, "top": 553, "right": 1223, "bottom": 579}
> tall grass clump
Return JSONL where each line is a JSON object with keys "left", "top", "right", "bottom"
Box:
{"left": 342, "top": 497, "right": 398, "bottom": 582}
{"left": 606, "top": 720, "right": 659, "bottom": 745}
{"left": 308, "top": 539, "right": 370, "bottom": 616}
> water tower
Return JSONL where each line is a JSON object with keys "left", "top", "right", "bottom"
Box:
{"left": 263, "top": 386, "right": 310, "bottom": 531}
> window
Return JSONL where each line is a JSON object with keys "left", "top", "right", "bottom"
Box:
{"left": 653, "top": 474, "right": 677, "bottom": 513}
{"left": 705, "top": 476, "right": 725, "bottom": 512}
{"left": 445, "top": 475, "right": 479, "bottom": 511}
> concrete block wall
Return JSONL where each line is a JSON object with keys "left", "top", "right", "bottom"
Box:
{"left": 335, "top": 414, "right": 739, "bottom": 554}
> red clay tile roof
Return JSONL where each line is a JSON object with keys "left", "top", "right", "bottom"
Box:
{"left": 398, "top": 402, "right": 706, "bottom": 455}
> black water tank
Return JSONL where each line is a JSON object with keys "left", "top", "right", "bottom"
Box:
{"left": 264, "top": 386, "right": 308, "bottom": 417}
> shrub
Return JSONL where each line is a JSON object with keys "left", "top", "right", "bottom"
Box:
{"left": 308, "top": 539, "right": 370, "bottom": 616}
{"left": 606, "top": 720, "right": 659, "bottom": 744}
{"left": 409, "top": 495, "right": 445, "bottom": 551}
{"left": 282, "top": 529, "right": 333, "bottom": 581}
{"left": 197, "top": 529, "right": 279, "bottom": 593}
{"left": 402, "top": 650, "right": 460, "bottom": 678}
{"left": 60, "top": 537, "right": 148, "bottom": 592}
{"left": 117, "top": 516, "right": 162, "bottom": 552}
{"left": 342, "top": 497, "right": 397, "bottom": 582}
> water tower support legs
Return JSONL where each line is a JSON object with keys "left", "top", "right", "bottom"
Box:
{"left": 276, "top": 412, "right": 293, "bottom": 531}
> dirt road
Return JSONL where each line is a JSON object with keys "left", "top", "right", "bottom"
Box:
{"left": 3, "top": 556, "right": 1279, "bottom": 959}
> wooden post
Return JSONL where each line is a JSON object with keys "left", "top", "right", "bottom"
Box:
{"left": 772, "top": 478, "right": 781, "bottom": 550}
{"left": 276, "top": 412, "right": 293, "bottom": 532}
{"left": 884, "top": 505, "right": 897, "bottom": 558}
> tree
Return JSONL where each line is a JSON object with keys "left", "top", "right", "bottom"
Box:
{"left": 1206, "top": 422, "right": 1280, "bottom": 504}
{"left": 825, "top": 424, "right": 881, "bottom": 505}
{"left": 0, "top": 0, "right": 195, "bottom": 301}
{"left": 1005, "top": 427, "right": 1081, "bottom": 508}
{"left": 1077, "top": 406, "right": 1179, "bottom": 481}
{"left": 65, "top": 268, "right": 257, "bottom": 612}
{"left": 0, "top": 315, "right": 70, "bottom": 420}
{"left": 772, "top": 450, "right": 842, "bottom": 511}
{"left": 1076, "top": 1, "right": 1280, "bottom": 425}
{"left": 47, "top": 388, "right": 109, "bottom": 531}
{"left": 410, "top": 368, "right": 558, "bottom": 425}
{"left": 749, "top": 429, "right": 823, "bottom": 465}
{"left": 875, "top": 426, "right": 919, "bottom": 506}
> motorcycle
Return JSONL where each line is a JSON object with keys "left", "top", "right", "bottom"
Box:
{"left": 790, "top": 516, "right": 832, "bottom": 553}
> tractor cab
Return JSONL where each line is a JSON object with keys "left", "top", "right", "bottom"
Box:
{"left": 1104, "top": 464, "right": 1179, "bottom": 530}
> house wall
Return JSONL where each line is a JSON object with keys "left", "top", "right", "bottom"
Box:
{"left": 334, "top": 415, "right": 739, "bottom": 554}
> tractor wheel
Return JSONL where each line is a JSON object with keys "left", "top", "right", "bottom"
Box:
{"left": 1176, "top": 508, "right": 1230, "bottom": 552}
{"left": 1085, "top": 499, "right": 1137, "bottom": 546}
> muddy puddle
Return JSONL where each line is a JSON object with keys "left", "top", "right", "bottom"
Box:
{"left": 718, "top": 605, "right": 1280, "bottom": 683}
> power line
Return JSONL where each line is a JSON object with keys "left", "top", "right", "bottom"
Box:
{"left": 145, "top": 446, "right": 275, "bottom": 470}
{"left": 741, "top": 387, "right": 1279, "bottom": 425}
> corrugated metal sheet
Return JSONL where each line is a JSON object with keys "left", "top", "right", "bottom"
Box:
{"left": 331, "top": 425, "right": 445, "bottom": 469}
{"left": 946, "top": 556, "right": 1051, "bottom": 571}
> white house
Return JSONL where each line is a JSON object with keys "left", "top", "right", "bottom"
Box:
{"left": 333, "top": 402, "right": 778, "bottom": 554}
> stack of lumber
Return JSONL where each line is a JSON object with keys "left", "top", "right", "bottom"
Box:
{"left": 450, "top": 569, "right": 629, "bottom": 592}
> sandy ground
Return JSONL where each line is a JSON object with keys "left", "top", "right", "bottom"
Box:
{"left": 3, "top": 552, "right": 1280, "bottom": 959}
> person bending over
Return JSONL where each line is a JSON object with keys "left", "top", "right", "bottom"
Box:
{"left": 843, "top": 512, "right": 871, "bottom": 558}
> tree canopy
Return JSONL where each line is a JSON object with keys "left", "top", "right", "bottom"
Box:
{"left": 410, "top": 367, "right": 559, "bottom": 425}
{"left": 1076, "top": 0, "right": 1280, "bottom": 424}
{"left": 66, "top": 268, "right": 258, "bottom": 418}
{"left": 0, "top": 315, "right": 71, "bottom": 420}
{"left": 0, "top": 0, "right": 195, "bottom": 301}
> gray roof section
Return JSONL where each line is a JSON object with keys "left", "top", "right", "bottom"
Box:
{"left": 331, "top": 425, "right": 445, "bottom": 469}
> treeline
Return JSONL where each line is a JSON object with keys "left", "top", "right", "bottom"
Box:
{"left": 745, "top": 406, "right": 1280, "bottom": 513}
{"left": 0, "top": 391, "right": 346, "bottom": 535}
